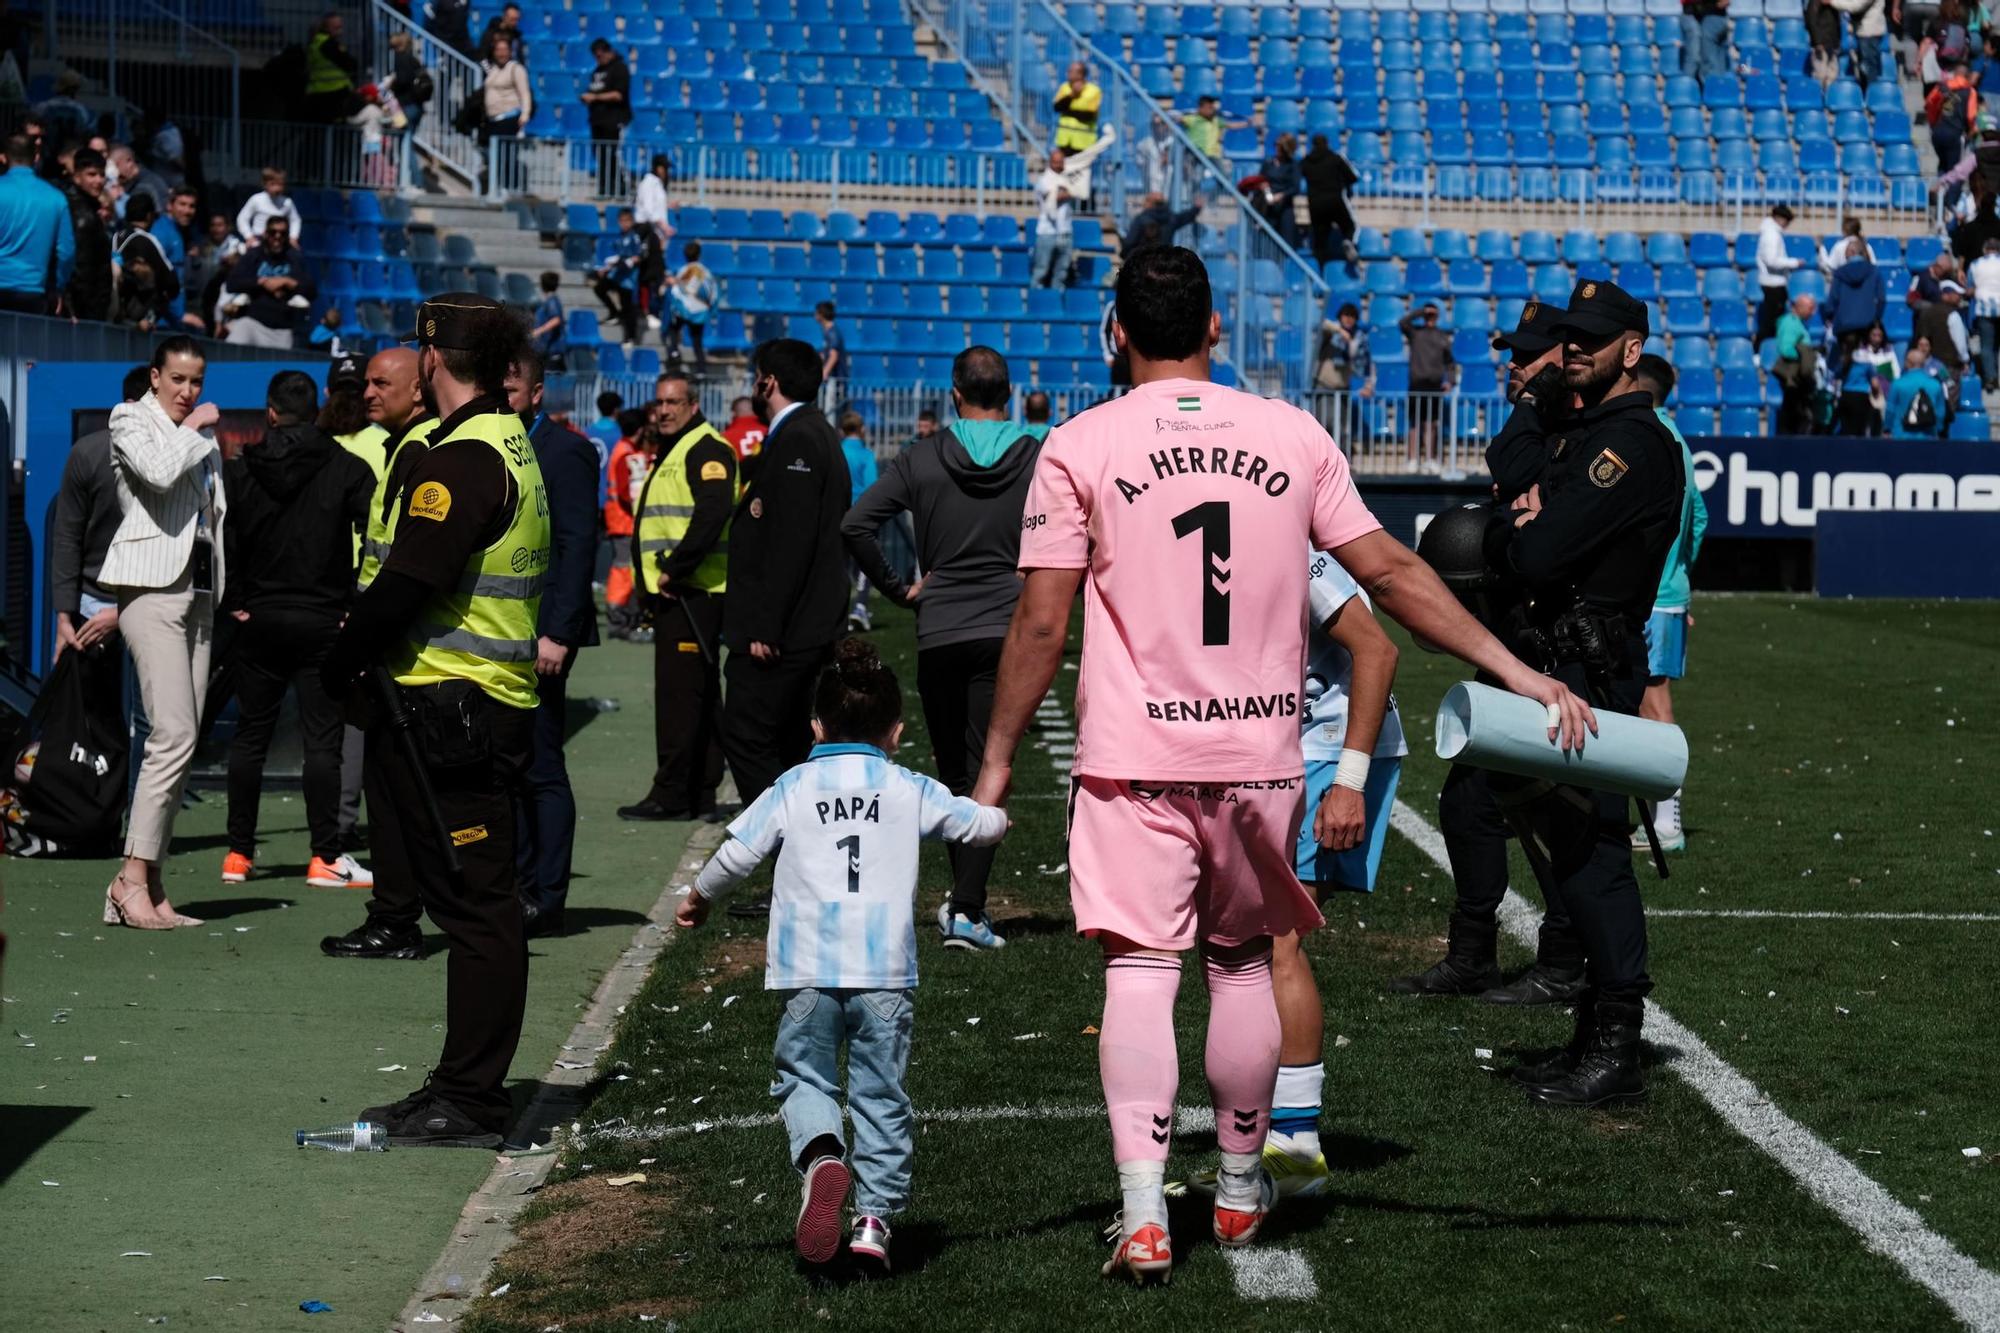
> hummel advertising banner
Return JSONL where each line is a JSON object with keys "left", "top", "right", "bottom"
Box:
{"left": 1688, "top": 438, "right": 2000, "bottom": 538}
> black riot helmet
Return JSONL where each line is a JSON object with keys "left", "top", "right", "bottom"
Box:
{"left": 1417, "top": 503, "right": 1499, "bottom": 592}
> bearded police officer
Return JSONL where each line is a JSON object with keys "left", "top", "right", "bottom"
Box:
{"left": 1480, "top": 280, "right": 1684, "bottom": 1108}
{"left": 617, "top": 370, "right": 737, "bottom": 823}
{"left": 323, "top": 347, "right": 441, "bottom": 959}
{"left": 320, "top": 294, "right": 549, "bottom": 1147}
{"left": 1390, "top": 299, "right": 1589, "bottom": 1005}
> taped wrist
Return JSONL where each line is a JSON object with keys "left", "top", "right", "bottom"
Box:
{"left": 1333, "top": 748, "right": 1371, "bottom": 792}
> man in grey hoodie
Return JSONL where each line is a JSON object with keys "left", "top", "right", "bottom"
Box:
{"left": 842, "top": 346, "right": 1041, "bottom": 951}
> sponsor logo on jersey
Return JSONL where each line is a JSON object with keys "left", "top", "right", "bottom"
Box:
{"left": 409, "top": 482, "right": 451, "bottom": 521}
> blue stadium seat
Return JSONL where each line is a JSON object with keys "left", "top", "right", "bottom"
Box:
{"left": 1490, "top": 260, "right": 1532, "bottom": 299}
{"left": 1519, "top": 230, "right": 1559, "bottom": 265}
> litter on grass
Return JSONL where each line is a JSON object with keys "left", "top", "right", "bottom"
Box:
{"left": 1474, "top": 1047, "right": 1494, "bottom": 1060}
{"left": 607, "top": 1173, "right": 647, "bottom": 1187}
{"left": 412, "top": 1313, "right": 446, "bottom": 1324}
{"left": 376, "top": 1064, "right": 407, "bottom": 1072}
{"left": 299, "top": 1300, "right": 333, "bottom": 1314}
{"left": 120, "top": 1251, "right": 152, "bottom": 1257}
{"left": 1964, "top": 1147, "right": 1984, "bottom": 1159}
{"left": 489, "top": 1283, "right": 511, "bottom": 1298}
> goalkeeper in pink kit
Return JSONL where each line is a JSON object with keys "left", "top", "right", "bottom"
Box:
{"left": 973, "top": 247, "right": 1595, "bottom": 1283}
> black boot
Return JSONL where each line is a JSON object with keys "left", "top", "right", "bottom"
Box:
{"left": 1384, "top": 911, "right": 1501, "bottom": 995}
{"left": 1482, "top": 920, "right": 1587, "bottom": 1005}
{"left": 1509, "top": 990, "right": 1595, "bottom": 1085}
{"left": 1524, "top": 997, "right": 1646, "bottom": 1108}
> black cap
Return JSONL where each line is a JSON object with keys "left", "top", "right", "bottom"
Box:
{"left": 328, "top": 352, "right": 366, "bottom": 389}
{"left": 1549, "top": 278, "right": 1650, "bottom": 340}
{"left": 1492, "top": 299, "right": 1568, "bottom": 355}
{"left": 403, "top": 292, "right": 506, "bottom": 348}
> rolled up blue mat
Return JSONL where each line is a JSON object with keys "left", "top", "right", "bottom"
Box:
{"left": 1434, "top": 681, "right": 1689, "bottom": 801}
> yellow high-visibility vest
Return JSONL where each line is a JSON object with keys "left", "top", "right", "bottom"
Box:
{"left": 357, "top": 418, "right": 438, "bottom": 590}
{"left": 634, "top": 420, "right": 735, "bottom": 595}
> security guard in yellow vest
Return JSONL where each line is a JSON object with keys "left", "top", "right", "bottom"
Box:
{"left": 324, "top": 354, "right": 390, "bottom": 567}
{"left": 320, "top": 294, "right": 548, "bottom": 1149}
{"left": 617, "top": 370, "right": 738, "bottom": 822}
{"left": 1053, "top": 60, "right": 1103, "bottom": 153}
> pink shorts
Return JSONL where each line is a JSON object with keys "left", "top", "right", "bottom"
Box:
{"left": 1067, "top": 776, "right": 1325, "bottom": 952}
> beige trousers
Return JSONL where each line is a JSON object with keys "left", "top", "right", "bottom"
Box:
{"left": 118, "top": 571, "right": 212, "bottom": 862}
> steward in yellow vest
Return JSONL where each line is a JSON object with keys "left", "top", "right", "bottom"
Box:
{"left": 1053, "top": 61, "right": 1103, "bottom": 153}
{"left": 615, "top": 375, "right": 737, "bottom": 823}
{"left": 317, "top": 293, "right": 544, "bottom": 1148}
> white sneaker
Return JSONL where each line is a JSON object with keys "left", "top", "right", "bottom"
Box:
{"left": 307, "top": 853, "right": 375, "bottom": 889}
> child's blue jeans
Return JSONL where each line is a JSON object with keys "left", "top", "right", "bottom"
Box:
{"left": 772, "top": 987, "right": 914, "bottom": 1217}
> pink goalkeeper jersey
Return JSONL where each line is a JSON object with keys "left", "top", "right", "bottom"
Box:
{"left": 1019, "top": 377, "right": 1383, "bottom": 782}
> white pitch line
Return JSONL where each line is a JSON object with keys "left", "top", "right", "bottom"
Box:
{"left": 588, "top": 1101, "right": 1215, "bottom": 1144}
{"left": 1222, "top": 1248, "right": 1320, "bottom": 1302}
{"left": 1650, "top": 909, "right": 2000, "bottom": 923}
{"left": 1389, "top": 800, "right": 2000, "bottom": 1333}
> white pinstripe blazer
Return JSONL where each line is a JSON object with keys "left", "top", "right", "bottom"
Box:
{"left": 99, "top": 393, "right": 228, "bottom": 596}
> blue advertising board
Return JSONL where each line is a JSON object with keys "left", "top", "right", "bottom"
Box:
{"left": 1687, "top": 437, "right": 2000, "bottom": 538}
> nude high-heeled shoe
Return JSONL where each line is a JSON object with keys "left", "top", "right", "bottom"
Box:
{"left": 104, "top": 874, "right": 175, "bottom": 931}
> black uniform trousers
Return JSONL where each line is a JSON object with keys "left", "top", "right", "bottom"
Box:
{"left": 515, "top": 655, "right": 578, "bottom": 915}
{"left": 365, "top": 684, "right": 533, "bottom": 1129}
{"left": 226, "top": 613, "right": 345, "bottom": 862}
{"left": 720, "top": 643, "right": 829, "bottom": 808}
{"left": 1494, "top": 656, "right": 1651, "bottom": 1002}
{"left": 1439, "top": 761, "right": 1581, "bottom": 963}
{"left": 915, "top": 637, "right": 1004, "bottom": 914}
{"left": 647, "top": 593, "right": 725, "bottom": 815}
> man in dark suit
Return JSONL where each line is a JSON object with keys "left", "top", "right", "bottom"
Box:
{"left": 719, "top": 338, "right": 851, "bottom": 917}
{"left": 507, "top": 353, "right": 602, "bottom": 936}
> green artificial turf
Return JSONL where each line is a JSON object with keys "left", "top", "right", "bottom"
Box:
{"left": 460, "top": 594, "right": 1998, "bottom": 1333}
{"left": 0, "top": 640, "right": 695, "bottom": 1331}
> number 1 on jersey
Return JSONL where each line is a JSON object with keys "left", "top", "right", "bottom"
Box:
{"left": 836, "top": 834, "right": 861, "bottom": 893}
{"left": 1171, "top": 501, "right": 1231, "bottom": 646}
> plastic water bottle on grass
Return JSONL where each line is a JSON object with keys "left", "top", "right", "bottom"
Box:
{"left": 296, "top": 1122, "right": 387, "bottom": 1152}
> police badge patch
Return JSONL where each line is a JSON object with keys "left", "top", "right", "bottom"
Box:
{"left": 1588, "top": 447, "right": 1629, "bottom": 488}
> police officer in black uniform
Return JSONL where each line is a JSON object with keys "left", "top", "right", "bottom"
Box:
{"left": 320, "top": 294, "right": 549, "bottom": 1147}
{"left": 1479, "top": 280, "right": 1685, "bottom": 1108}
{"left": 1391, "top": 299, "right": 1586, "bottom": 1006}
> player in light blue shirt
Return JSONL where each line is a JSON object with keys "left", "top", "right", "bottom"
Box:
{"left": 1634, "top": 356, "right": 1706, "bottom": 852}
{"left": 1267, "top": 549, "right": 1406, "bottom": 1198}
{"left": 679, "top": 639, "right": 1006, "bottom": 1273}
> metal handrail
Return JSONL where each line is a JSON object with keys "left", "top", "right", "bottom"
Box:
{"left": 368, "top": 0, "right": 487, "bottom": 189}
{"left": 913, "top": 0, "right": 1039, "bottom": 158}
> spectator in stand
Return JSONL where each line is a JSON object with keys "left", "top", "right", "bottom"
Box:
{"left": 1918, "top": 278, "right": 1973, "bottom": 381}
{"left": 309, "top": 306, "right": 348, "bottom": 355}
{"left": 0, "top": 132, "right": 74, "bottom": 313}
{"left": 112, "top": 192, "right": 178, "bottom": 330}
{"left": 1774, "top": 293, "right": 1820, "bottom": 434}
{"left": 1823, "top": 237, "right": 1886, "bottom": 349}
{"left": 1837, "top": 321, "right": 1896, "bottom": 434}
{"left": 1938, "top": 111, "right": 2000, "bottom": 210}
{"left": 602, "top": 406, "right": 649, "bottom": 640}
{"left": 303, "top": 12, "right": 360, "bottom": 123}
{"left": 530, "top": 271, "right": 566, "bottom": 368}
{"left": 1257, "top": 133, "right": 1301, "bottom": 248}
{"left": 427, "top": 0, "right": 478, "bottom": 62}
{"left": 592, "top": 206, "right": 643, "bottom": 348}
{"left": 1122, "top": 191, "right": 1199, "bottom": 254}
{"left": 1316, "top": 302, "right": 1374, "bottom": 445}
{"left": 64, "top": 146, "right": 113, "bottom": 322}
{"left": 1680, "top": 0, "right": 1732, "bottom": 81}
{"left": 588, "top": 390, "right": 623, "bottom": 451}
{"left": 1755, "top": 203, "right": 1802, "bottom": 345}
{"left": 1021, "top": 389, "right": 1053, "bottom": 440}
{"left": 156, "top": 187, "right": 201, "bottom": 330}
{"left": 189, "top": 212, "right": 241, "bottom": 334}
{"left": 34, "top": 70, "right": 92, "bottom": 145}
{"left": 1398, "top": 301, "right": 1455, "bottom": 468}
{"left": 350, "top": 84, "right": 394, "bottom": 188}
{"left": 1910, "top": 249, "right": 1955, "bottom": 306}
{"left": 581, "top": 38, "right": 631, "bottom": 197}
{"left": 1099, "top": 299, "right": 1129, "bottom": 386}
{"left": 107, "top": 144, "right": 169, "bottom": 217}
{"left": 479, "top": 34, "right": 531, "bottom": 194}
{"left": 219, "top": 369, "right": 376, "bottom": 892}
{"left": 236, "top": 166, "right": 303, "bottom": 245}
{"left": 224, "top": 216, "right": 316, "bottom": 349}
{"left": 722, "top": 394, "right": 766, "bottom": 460}
{"left": 1052, "top": 61, "right": 1102, "bottom": 154}
{"left": 1953, "top": 186, "right": 2000, "bottom": 263}
{"left": 386, "top": 32, "right": 433, "bottom": 139}
{"left": 1136, "top": 116, "right": 1174, "bottom": 198}
{"left": 1817, "top": 216, "right": 1879, "bottom": 273}
{"left": 838, "top": 411, "right": 878, "bottom": 631}
{"left": 1886, "top": 347, "right": 1949, "bottom": 435}
{"left": 817, "top": 300, "right": 847, "bottom": 386}
{"left": 636, "top": 219, "right": 666, "bottom": 331}
{"left": 1180, "top": 95, "right": 1229, "bottom": 174}
{"left": 666, "top": 240, "right": 718, "bottom": 374}
{"left": 1029, "top": 133, "right": 1116, "bottom": 287}
{"left": 480, "top": 3, "right": 527, "bottom": 64}
{"left": 1808, "top": 0, "right": 1844, "bottom": 84}
{"left": 1928, "top": 50, "right": 1980, "bottom": 172}
{"left": 1300, "top": 132, "right": 1358, "bottom": 268}
{"left": 1831, "top": 0, "right": 1891, "bottom": 87}
{"left": 635, "top": 153, "right": 673, "bottom": 246}
{"left": 1970, "top": 235, "right": 2000, "bottom": 387}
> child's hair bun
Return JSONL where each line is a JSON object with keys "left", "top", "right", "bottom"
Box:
{"left": 834, "top": 636, "right": 883, "bottom": 682}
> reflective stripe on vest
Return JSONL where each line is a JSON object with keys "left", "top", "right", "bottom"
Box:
{"left": 635, "top": 421, "right": 736, "bottom": 595}
{"left": 388, "top": 411, "right": 549, "bottom": 711}
{"left": 357, "top": 418, "right": 439, "bottom": 591}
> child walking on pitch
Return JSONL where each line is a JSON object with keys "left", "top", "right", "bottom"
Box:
{"left": 676, "top": 639, "right": 1008, "bottom": 1271}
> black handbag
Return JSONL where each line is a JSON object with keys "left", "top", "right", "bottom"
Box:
{"left": 452, "top": 89, "right": 484, "bottom": 135}
{"left": 9, "top": 648, "right": 128, "bottom": 851}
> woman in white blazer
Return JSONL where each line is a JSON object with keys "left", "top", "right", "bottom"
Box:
{"left": 99, "top": 337, "right": 225, "bottom": 929}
